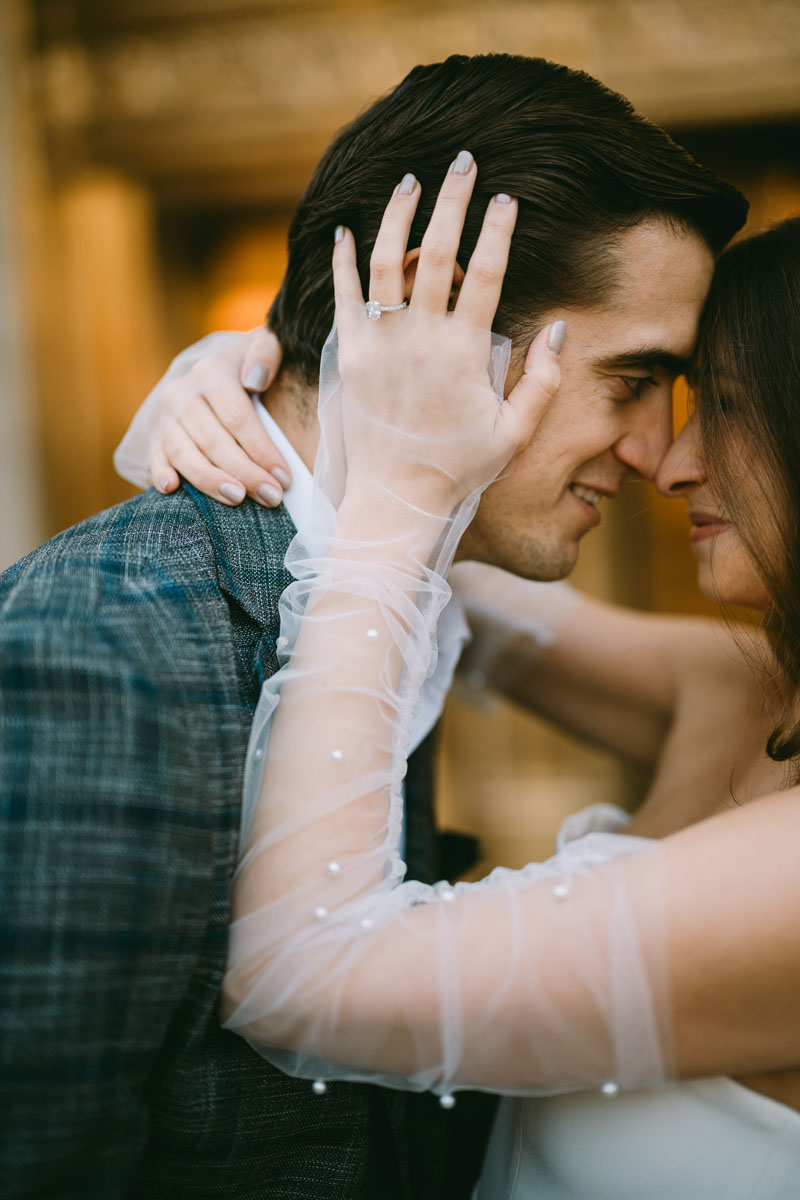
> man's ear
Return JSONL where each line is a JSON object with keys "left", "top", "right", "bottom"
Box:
{"left": 402, "top": 248, "right": 466, "bottom": 309}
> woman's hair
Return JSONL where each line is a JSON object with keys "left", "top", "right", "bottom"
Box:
{"left": 693, "top": 216, "right": 800, "bottom": 763}
{"left": 269, "top": 53, "right": 747, "bottom": 383}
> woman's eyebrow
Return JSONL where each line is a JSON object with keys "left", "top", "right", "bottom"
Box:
{"left": 594, "top": 348, "right": 689, "bottom": 377}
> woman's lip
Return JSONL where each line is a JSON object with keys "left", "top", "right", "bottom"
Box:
{"left": 689, "top": 521, "right": 730, "bottom": 543}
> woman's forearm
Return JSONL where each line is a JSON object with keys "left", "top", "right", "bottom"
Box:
{"left": 233, "top": 503, "right": 442, "bottom": 913}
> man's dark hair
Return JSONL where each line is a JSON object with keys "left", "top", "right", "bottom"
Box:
{"left": 270, "top": 53, "right": 748, "bottom": 383}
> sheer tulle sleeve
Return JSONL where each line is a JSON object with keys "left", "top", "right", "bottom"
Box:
{"left": 221, "top": 310, "right": 673, "bottom": 1104}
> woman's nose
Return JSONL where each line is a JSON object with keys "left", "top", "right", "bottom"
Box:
{"left": 655, "top": 411, "right": 705, "bottom": 496}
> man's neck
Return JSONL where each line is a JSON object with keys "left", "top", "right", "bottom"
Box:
{"left": 263, "top": 367, "right": 320, "bottom": 470}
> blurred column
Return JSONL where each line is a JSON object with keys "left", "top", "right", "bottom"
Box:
{"left": 0, "top": 0, "right": 44, "bottom": 570}
{"left": 42, "top": 171, "right": 169, "bottom": 533}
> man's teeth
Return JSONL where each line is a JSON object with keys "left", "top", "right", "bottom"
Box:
{"left": 570, "top": 484, "right": 603, "bottom": 508}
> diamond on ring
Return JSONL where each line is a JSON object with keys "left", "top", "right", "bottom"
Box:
{"left": 365, "top": 299, "right": 409, "bottom": 320}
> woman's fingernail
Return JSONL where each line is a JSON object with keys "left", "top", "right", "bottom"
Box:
{"left": 257, "top": 483, "right": 282, "bottom": 507}
{"left": 244, "top": 364, "right": 270, "bottom": 392}
{"left": 158, "top": 476, "right": 173, "bottom": 493}
{"left": 453, "top": 150, "right": 474, "bottom": 175}
{"left": 219, "top": 482, "right": 246, "bottom": 504}
{"left": 547, "top": 320, "right": 567, "bottom": 356}
{"left": 397, "top": 172, "right": 416, "bottom": 196}
{"left": 272, "top": 467, "right": 291, "bottom": 490}
{"left": 494, "top": 193, "right": 512, "bottom": 205}
{"left": 335, "top": 225, "right": 345, "bottom": 243}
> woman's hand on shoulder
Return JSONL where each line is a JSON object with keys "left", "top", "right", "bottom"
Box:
{"left": 115, "top": 326, "right": 290, "bottom": 507}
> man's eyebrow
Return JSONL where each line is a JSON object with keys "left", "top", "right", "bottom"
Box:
{"left": 593, "top": 348, "right": 689, "bottom": 377}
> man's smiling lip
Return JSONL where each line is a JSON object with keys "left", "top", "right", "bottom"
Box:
{"left": 568, "top": 481, "right": 620, "bottom": 502}
{"left": 567, "top": 481, "right": 618, "bottom": 526}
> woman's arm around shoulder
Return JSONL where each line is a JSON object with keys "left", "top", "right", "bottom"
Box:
{"left": 454, "top": 560, "right": 757, "bottom": 770}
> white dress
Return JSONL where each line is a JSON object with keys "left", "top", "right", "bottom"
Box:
{"left": 476, "top": 806, "right": 800, "bottom": 1200}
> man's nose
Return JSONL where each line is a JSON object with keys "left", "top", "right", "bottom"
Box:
{"left": 613, "top": 396, "right": 674, "bottom": 482}
{"left": 654, "top": 411, "right": 705, "bottom": 496}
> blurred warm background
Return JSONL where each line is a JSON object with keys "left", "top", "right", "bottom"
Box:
{"left": 3, "top": 0, "right": 800, "bottom": 868}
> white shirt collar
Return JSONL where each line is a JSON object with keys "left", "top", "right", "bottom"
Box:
{"left": 254, "top": 400, "right": 315, "bottom": 532}
{"left": 254, "top": 399, "right": 470, "bottom": 755}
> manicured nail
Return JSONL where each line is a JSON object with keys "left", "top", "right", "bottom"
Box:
{"left": 334, "top": 225, "right": 345, "bottom": 243}
{"left": 453, "top": 150, "right": 474, "bottom": 175}
{"left": 257, "top": 483, "right": 282, "bottom": 507}
{"left": 494, "top": 193, "right": 512, "bottom": 205}
{"left": 219, "top": 482, "right": 246, "bottom": 504}
{"left": 547, "top": 320, "right": 567, "bottom": 356}
{"left": 272, "top": 467, "right": 291, "bottom": 490}
{"left": 244, "top": 364, "right": 270, "bottom": 392}
{"left": 397, "top": 172, "right": 416, "bottom": 196}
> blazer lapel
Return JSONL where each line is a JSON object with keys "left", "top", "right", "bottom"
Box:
{"left": 186, "top": 485, "right": 296, "bottom": 627}
{"left": 185, "top": 484, "right": 298, "bottom": 696}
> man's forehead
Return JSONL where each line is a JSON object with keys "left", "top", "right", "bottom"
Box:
{"left": 562, "top": 307, "right": 702, "bottom": 372}
{"left": 573, "top": 286, "right": 707, "bottom": 367}
{"left": 598, "top": 220, "right": 714, "bottom": 323}
{"left": 612, "top": 216, "right": 715, "bottom": 279}
{"left": 518, "top": 224, "right": 712, "bottom": 369}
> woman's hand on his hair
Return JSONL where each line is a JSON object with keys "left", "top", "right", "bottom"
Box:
{"left": 145, "top": 326, "right": 288, "bottom": 507}
{"left": 332, "top": 156, "right": 564, "bottom": 521}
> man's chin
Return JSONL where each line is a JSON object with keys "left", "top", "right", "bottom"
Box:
{"left": 461, "top": 537, "right": 578, "bottom": 582}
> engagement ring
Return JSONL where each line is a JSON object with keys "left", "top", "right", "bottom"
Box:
{"left": 365, "top": 299, "right": 409, "bottom": 320}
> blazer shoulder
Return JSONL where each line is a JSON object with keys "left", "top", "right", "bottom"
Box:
{"left": 6, "top": 486, "right": 217, "bottom": 573}
{"left": 0, "top": 489, "right": 248, "bottom": 830}
{"left": 0, "top": 488, "right": 221, "bottom": 620}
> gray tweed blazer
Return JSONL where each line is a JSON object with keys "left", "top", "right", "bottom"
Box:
{"left": 0, "top": 484, "right": 496, "bottom": 1200}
